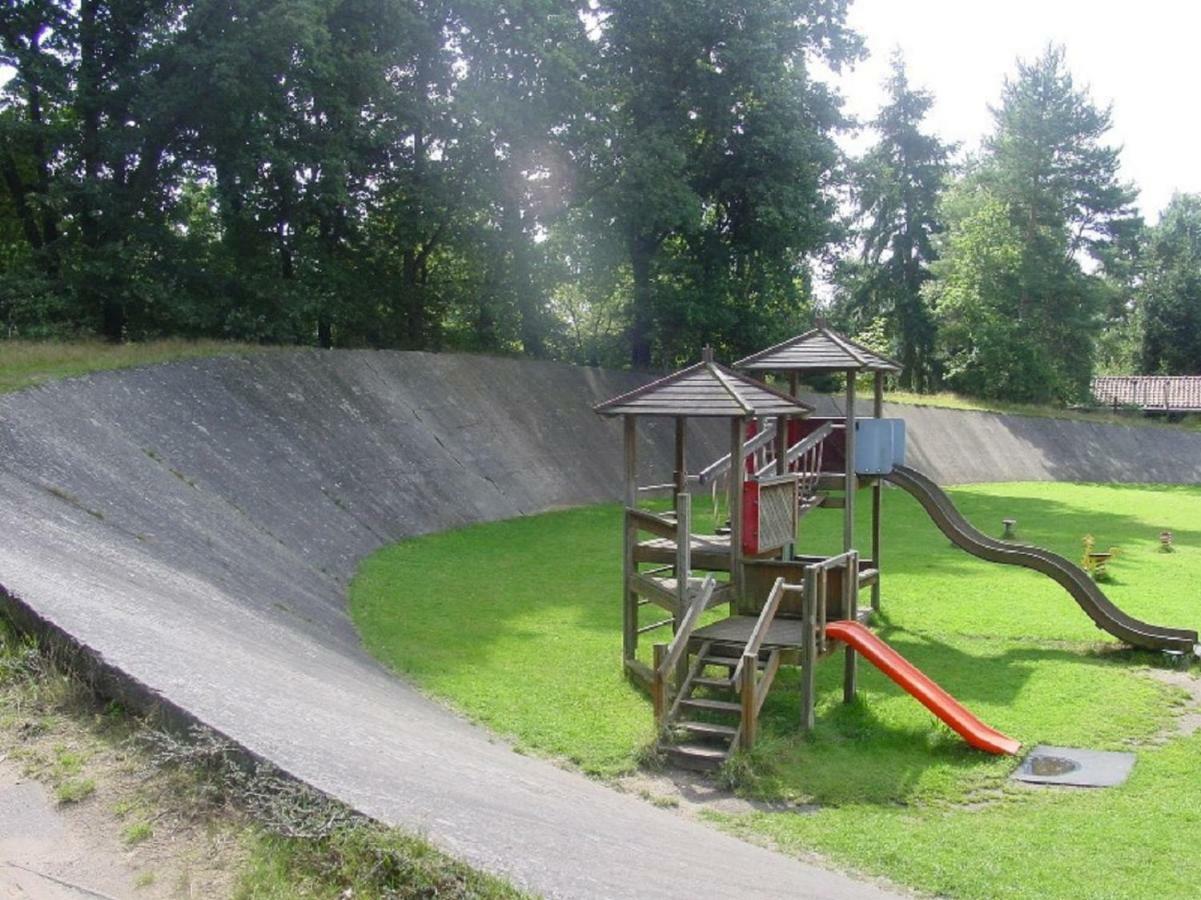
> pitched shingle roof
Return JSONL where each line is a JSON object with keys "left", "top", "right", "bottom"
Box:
{"left": 1091, "top": 376, "right": 1201, "bottom": 412}
{"left": 735, "top": 325, "right": 902, "bottom": 374}
{"left": 594, "top": 357, "right": 814, "bottom": 418}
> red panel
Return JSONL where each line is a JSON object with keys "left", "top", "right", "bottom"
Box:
{"left": 792, "top": 417, "right": 846, "bottom": 472}
{"left": 741, "top": 480, "right": 760, "bottom": 556}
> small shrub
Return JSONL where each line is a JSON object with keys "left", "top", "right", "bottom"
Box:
{"left": 122, "top": 821, "right": 154, "bottom": 845}
{"left": 55, "top": 777, "right": 96, "bottom": 804}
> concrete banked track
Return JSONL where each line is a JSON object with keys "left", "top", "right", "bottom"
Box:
{"left": 0, "top": 350, "right": 892, "bottom": 900}
{"left": 3, "top": 351, "right": 1201, "bottom": 897}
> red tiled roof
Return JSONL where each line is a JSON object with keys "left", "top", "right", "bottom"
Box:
{"left": 1091, "top": 376, "right": 1201, "bottom": 412}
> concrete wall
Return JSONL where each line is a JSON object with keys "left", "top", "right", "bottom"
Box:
{"left": 0, "top": 349, "right": 1197, "bottom": 897}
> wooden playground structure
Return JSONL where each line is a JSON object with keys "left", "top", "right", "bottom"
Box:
{"left": 594, "top": 326, "right": 945, "bottom": 770}
{"left": 595, "top": 323, "right": 1197, "bottom": 770}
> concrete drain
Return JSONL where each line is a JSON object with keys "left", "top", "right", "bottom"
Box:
{"left": 1012, "top": 745, "right": 1135, "bottom": 788}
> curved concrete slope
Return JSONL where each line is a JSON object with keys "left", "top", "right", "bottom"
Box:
{"left": 0, "top": 350, "right": 891, "bottom": 899}
{"left": 3, "top": 351, "right": 1200, "bottom": 897}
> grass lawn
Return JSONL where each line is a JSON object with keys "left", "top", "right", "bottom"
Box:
{"left": 0, "top": 338, "right": 268, "bottom": 395}
{"left": 351, "top": 482, "right": 1201, "bottom": 899}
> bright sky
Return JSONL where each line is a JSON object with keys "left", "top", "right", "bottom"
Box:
{"left": 836, "top": 0, "right": 1201, "bottom": 221}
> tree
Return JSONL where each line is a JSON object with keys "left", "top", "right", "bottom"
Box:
{"left": 838, "top": 52, "right": 952, "bottom": 390}
{"left": 930, "top": 46, "right": 1139, "bottom": 403}
{"left": 1139, "top": 194, "right": 1201, "bottom": 374}
{"left": 584, "top": 0, "right": 861, "bottom": 367}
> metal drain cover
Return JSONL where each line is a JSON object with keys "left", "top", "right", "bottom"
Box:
{"left": 1012, "top": 745, "right": 1135, "bottom": 788}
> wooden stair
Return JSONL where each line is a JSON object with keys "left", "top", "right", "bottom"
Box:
{"left": 657, "top": 644, "right": 781, "bottom": 771}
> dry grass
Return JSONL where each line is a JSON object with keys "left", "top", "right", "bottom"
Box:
{"left": 0, "top": 339, "right": 270, "bottom": 395}
{"left": 884, "top": 388, "right": 1201, "bottom": 431}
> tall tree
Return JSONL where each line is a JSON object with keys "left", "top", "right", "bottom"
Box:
{"left": 584, "top": 0, "right": 861, "bottom": 367}
{"left": 930, "top": 46, "right": 1138, "bottom": 403}
{"left": 838, "top": 53, "right": 951, "bottom": 390}
{"left": 1139, "top": 193, "right": 1201, "bottom": 374}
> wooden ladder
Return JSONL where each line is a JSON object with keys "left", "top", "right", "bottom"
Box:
{"left": 657, "top": 641, "right": 783, "bottom": 771}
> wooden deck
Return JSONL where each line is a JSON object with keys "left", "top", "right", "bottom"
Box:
{"left": 691, "top": 609, "right": 874, "bottom": 651}
{"left": 691, "top": 615, "right": 805, "bottom": 649}
{"left": 635, "top": 533, "right": 733, "bottom": 571}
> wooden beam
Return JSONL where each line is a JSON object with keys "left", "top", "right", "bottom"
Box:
{"left": 843, "top": 551, "right": 859, "bottom": 704}
{"left": 622, "top": 415, "right": 638, "bottom": 664}
{"left": 775, "top": 415, "right": 788, "bottom": 476}
{"left": 674, "top": 417, "right": 687, "bottom": 494}
{"left": 872, "top": 372, "right": 884, "bottom": 612}
{"left": 729, "top": 417, "right": 747, "bottom": 600}
{"left": 843, "top": 371, "right": 856, "bottom": 555}
{"left": 623, "top": 415, "right": 637, "bottom": 509}
{"left": 800, "top": 567, "right": 817, "bottom": 733}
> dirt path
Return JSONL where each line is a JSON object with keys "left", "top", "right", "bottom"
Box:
{"left": 0, "top": 754, "right": 142, "bottom": 899}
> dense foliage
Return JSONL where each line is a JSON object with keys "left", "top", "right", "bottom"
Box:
{"left": 1, "top": 5, "right": 1198, "bottom": 397}
{"left": 0, "top": 0, "right": 858, "bottom": 367}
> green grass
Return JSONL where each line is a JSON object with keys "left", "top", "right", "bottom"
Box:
{"left": 350, "top": 482, "right": 1201, "bottom": 898}
{"left": 0, "top": 338, "right": 268, "bottom": 395}
{"left": 235, "top": 826, "right": 523, "bottom": 900}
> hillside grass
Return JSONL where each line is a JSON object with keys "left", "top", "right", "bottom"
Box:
{"left": 884, "top": 387, "right": 1201, "bottom": 431}
{"left": 350, "top": 482, "right": 1201, "bottom": 899}
{"left": 0, "top": 338, "right": 268, "bottom": 395}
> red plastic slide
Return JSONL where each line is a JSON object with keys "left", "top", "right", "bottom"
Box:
{"left": 826, "top": 620, "right": 1021, "bottom": 756}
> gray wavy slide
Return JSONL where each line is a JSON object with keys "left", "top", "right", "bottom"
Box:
{"left": 885, "top": 464, "right": 1198, "bottom": 655}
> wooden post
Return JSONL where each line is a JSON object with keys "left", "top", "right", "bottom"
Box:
{"left": 674, "top": 492, "right": 692, "bottom": 686}
{"left": 871, "top": 371, "right": 884, "bottom": 612}
{"left": 740, "top": 653, "right": 757, "bottom": 750}
{"left": 673, "top": 416, "right": 687, "bottom": 494}
{"left": 776, "top": 414, "right": 793, "bottom": 560}
{"left": 729, "top": 417, "right": 747, "bottom": 601}
{"left": 843, "top": 551, "right": 859, "bottom": 704}
{"left": 775, "top": 415, "right": 788, "bottom": 476}
{"left": 623, "top": 415, "right": 637, "bottom": 509}
{"left": 800, "top": 566, "right": 817, "bottom": 733}
{"left": 789, "top": 371, "right": 800, "bottom": 399}
{"left": 622, "top": 416, "right": 638, "bottom": 663}
{"left": 652, "top": 643, "right": 667, "bottom": 725}
{"left": 843, "top": 371, "right": 856, "bottom": 555}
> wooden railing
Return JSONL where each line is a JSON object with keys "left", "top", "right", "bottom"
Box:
{"left": 799, "top": 549, "right": 859, "bottom": 730}
{"left": 651, "top": 575, "right": 716, "bottom": 724}
{"left": 735, "top": 576, "right": 792, "bottom": 749}
{"left": 695, "top": 421, "right": 778, "bottom": 485}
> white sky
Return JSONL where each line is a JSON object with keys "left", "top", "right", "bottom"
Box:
{"left": 835, "top": 0, "right": 1201, "bottom": 221}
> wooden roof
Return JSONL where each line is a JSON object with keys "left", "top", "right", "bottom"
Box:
{"left": 594, "top": 357, "right": 814, "bottom": 418}
{"left": 735, "top": 325, "right": 903, "bottom": 374}
{"left": 1092, "top": 376, "right": 1201, "bottom": 412}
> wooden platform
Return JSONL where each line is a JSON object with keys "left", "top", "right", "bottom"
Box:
{"left": 691, "top": 615, "right": 805, "bottom": 649}
{"left": 691, "top": 608, "right": 874, "bottom": 651}
{"left": 635, "top": 533, "right": 733, "bottom": 571}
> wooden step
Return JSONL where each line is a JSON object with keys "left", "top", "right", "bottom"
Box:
{"left": 675, "top": 720, "right": 737, "bottom": 739}
{"left": 692, "top": 675, "right": 734, "bottom": 689}
{"left": 680, "top": 697, "right": 740, "bottom": 714}
{"left": 699, "top": 653, "right": 770, "bottom": 670}
{"left": 663, "top": 742, "right": 728, "bottom": 771}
